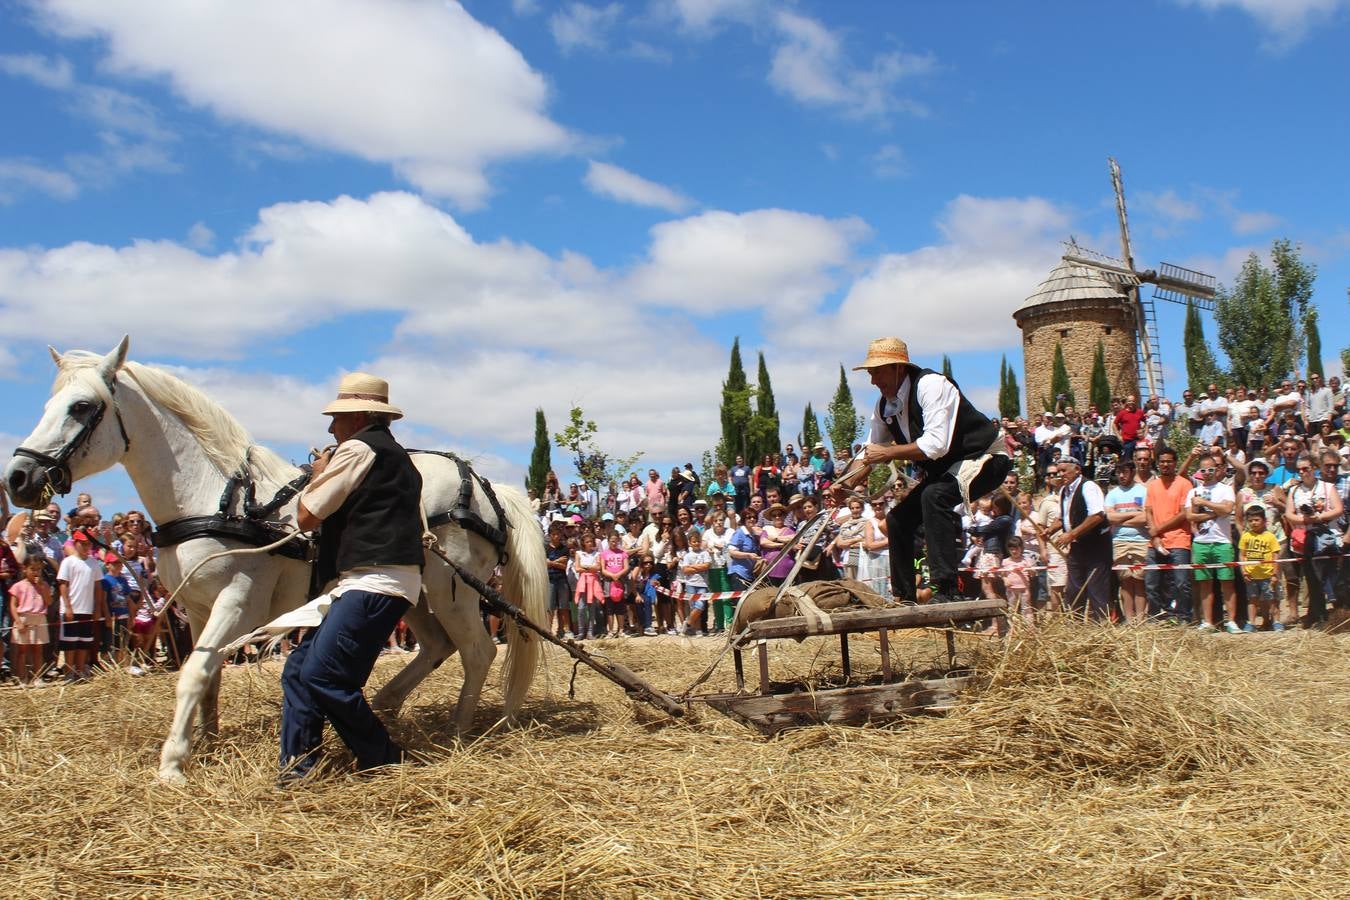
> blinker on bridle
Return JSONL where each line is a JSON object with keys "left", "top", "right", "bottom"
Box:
{"left": 14, "top": 377, "right": 131, "bottom": 501}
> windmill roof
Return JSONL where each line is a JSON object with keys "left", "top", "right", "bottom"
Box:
{"left": 1018, "top": 258, "right": 1129, "bottom": 314}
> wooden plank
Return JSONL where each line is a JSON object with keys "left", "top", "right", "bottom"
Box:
{"left": 878, "top": 628, "right": 892, "bottom": 682}
{"left": 736, "top": 599, "right": 1006, "bottom": 644}
{"left": 733, "top": 648, "right": 745, "bottom": 693}
{"left": 839, "top": 632, "right": 851, "bottom": 679}
{"left": 703, "top": 676, "right": 976, "bottom": 737}
{"left": 757, "top": 641, "right": 770, "bottom": 696}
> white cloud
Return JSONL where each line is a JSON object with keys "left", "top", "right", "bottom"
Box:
{"left": 1173, "top": 0, "right": 1348, "bottom": 49}
{"left": 583, "top": 160, "right": 693, "bottom": 212}
{"left": 782, "top": 195, "right": 1071, "bottom": 354}
{"left": 768, "top": 10, "right": 933, "bottom": 118}
{"left": 32, "top": 0, "right": 572, "bottom": 206}
{"left": 1231, "top": 210, "right": 1282, "bottom": 236}
{"left": 0, "top": 52, "right": 74, "bottom": 88}
{"left": 624, "top": 208, "right": 869, "bottom": 313}
{"left": 871, "top": 144, "right": 907, "bottom": 178}
{"left": 1138, "top": 189, "right": 1203, "bottom": 227}
{"left": 186, "top": 222, "right": 215, "bottom": 250}
{"left": 662, "top": 2, "right": 935, "bottom": 120}
{"left": 550, "top": 2, "right": 623, "bottom": 54}
{"left": 0, "top": 159, "right": 79, "bottom": 203}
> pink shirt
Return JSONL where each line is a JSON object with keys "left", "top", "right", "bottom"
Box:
{"left": 1001, "top": 558, "right": 1032, "bottom": 593}
{"left": 9, "top": 579, "right": 49, "bottom": 615}
{"left": 600, "top": 548, "right": 628, "bottom": 578}
{"left": 645, "top": 479, "right": 666, "bottom": 509}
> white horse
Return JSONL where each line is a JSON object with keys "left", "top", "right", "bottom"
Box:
{"left": 3, "top": 338, "right": 547, "bottom": 784}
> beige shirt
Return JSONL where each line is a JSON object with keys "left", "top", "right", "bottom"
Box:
{"left": 300, "top": 438, "right": 421, "bottom": 602}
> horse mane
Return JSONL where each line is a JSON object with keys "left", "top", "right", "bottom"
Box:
{"left": 54, "top": 353, "right": 297, "bottom": 487}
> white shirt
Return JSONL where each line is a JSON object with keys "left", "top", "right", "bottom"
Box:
{"left": 1273, "top": 391, "right": 1303, "bottom": 415}
{"left": 57, "top": 554, "right": 102, "bottom": 615}
{"left": 1059, "top": 475, "right": 1106, "bottom": 532}
{"left": 1308, "top": 387, "right": 1335, "bottom": 422}
{"left": 1199, "top": 395, "right": 1229, "bottom": 418}
{"left": 868, "top": 371, "right": 960, "bottom": 463}
{"left": 1186, "top": 480, "right": 1235, "bottom": 544}
{"left": 299, "top": 434, "right": 422, "bottom": 602}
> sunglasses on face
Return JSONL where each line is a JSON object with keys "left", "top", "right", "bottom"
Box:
{"left": 1197, "top": 467, "right": 1216, "bottom": 475}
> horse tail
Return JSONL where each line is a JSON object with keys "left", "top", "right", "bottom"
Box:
{"left": 497, "top": 485, "right": 547, "bottom": 718}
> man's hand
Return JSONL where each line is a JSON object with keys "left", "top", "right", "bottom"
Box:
{"left": 1052, "top": 532, "right": 1073, "bottom": 551}
{"left": 310, "top": 446, "right": 335, "bottom": 478}
{"left": 861, "top": 443, "right": 892, "bottom": 466}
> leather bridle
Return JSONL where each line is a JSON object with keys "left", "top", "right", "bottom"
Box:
{"left": 14, "top": 379, "right": 130, "bottom": 499}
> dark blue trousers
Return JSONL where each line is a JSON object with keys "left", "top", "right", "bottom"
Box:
{"left": 279, "top": 589, "right": 409, "bottom": 777}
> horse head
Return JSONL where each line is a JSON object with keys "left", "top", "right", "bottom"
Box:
{"left": 5, "top": 336, "right": 131, "bottom": 509}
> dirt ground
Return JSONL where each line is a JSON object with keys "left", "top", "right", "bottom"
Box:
{"left": 1, "top": 623, "right": 1347, "bottom": 898}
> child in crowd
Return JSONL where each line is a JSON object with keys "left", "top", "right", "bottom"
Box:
{"left": 1238, "top": 505, "right": 1282, "bottom": 632}
{"left": 631, "top": 555, "right": 659, "bottom": 636}
{"left": 9, "top": 557, "right": 52, "bottom": 684}
{"left": 678, "top": 530, "right": 712, "bottom": 637}
{"left": 572, "top": 533, "right": 603, "bottom": 640}
{"left": 1001, "top": 536, "right": 1035, "bottom": 627}
{"left": 600, "top": 534, "right": 630, "bottom": 638}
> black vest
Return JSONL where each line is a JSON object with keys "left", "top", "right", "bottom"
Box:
{"left": 1064, "top": 477, "right": 1112, "bottom": 543}
{"left": 313, "top": 424, "right": 425, "bottom": 590}
{"left": 877, "top": 368, "right": 1000, "bottom": 480}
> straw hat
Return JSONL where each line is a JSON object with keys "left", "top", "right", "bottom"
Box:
{"left": 852, "top": 336, "right": 911, "bottom": 371}
{"left": 322, "top": 372, "right": 403, "bottom": 419}
{"left": 764, "top": 503, "right": 788, "bottom": 518}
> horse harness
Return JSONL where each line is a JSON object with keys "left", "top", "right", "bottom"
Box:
{"left": 150, "top": 448, "right": 510, "bottom": 565}
{"left": 14, "top": 386, "right": 131, "bottom": 499}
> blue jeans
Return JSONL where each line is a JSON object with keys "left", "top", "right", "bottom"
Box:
{"left": 1145, "top": 547, "right": 1193, "bottom": 622}
{"left": 279, "top": 589, "right": 409, "bottom": 778}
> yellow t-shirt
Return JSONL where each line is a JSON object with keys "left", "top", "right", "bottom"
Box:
{"left": 1238, "top": 530, "right": 1281, "bottom": 581}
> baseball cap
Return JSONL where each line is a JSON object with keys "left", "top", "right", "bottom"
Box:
{"left": 1248, "top": 457, "right": 1270, "bottom": 471}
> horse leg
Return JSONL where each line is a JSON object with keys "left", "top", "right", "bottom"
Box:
{"left": 371, "top": 598, "right": 454, "bottom": 718}
{"left": 444, "top": 592, "right": 496, "bottom": 736}
{"left": 199, "top": 667, "right": 223, "bottom": 738}
{"left": 158, "top": 576, "right": 269, "bottom": 785}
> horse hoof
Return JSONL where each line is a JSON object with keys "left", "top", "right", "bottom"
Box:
{"left": 157, "top": 767, "right": 188, "bottom": 787}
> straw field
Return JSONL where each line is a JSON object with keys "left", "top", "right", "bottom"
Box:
{"left": 2, "top": 622, "right": 1348, "bottom": 898}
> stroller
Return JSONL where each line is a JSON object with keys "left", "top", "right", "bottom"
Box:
{"left": 1092, "top": 435, "right": 1122, "bottom": 486}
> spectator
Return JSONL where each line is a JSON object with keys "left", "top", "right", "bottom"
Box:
{"left": 1144, "top": 447, "right": 1195, "bottom": 623}
{"left": 1307, "top": 372, "right": 1334, "bottom": 433}
{"left": 9, "top": 557, "right": 51, "bottom": 685}
{"left": 57, "top": 530, "right": 104, "bottom": 682}
{"left": 1238, "top": 505, "right": 1281, "bottom": 632}
{"left": 1112, "top": 395, "right": 1146, "bottom": 460}
{"left": 729, "top": 455, "right": 752, "bottom": 513}
{"left": 1105, "top": 460, "right": 1149, "bottom": 624}
{"left": 1285, "top": 451, "right": 1342, "bottom": 626}
{"left": 1031, "top": 467, "right": 1068, "bottom": 614}
{"left": 545, "top": 522, "right": 574, "bottom": 639}
{"left": 1175, "top": 388, "right": 1201, "bottom": 436}
{"left": 1186, "top": 449, "right": 1240, "bottom": 633}
{"left": 1052, "top": 456, "right": 1112, "bottom": 621}
{"left": 703, "top": 511, "right": 736, "bottom": 633}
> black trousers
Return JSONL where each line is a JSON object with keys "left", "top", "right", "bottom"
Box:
{"left": 886, "top": 474, "right": 962, "bottom": 601}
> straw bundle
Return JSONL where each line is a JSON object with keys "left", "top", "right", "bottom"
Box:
{"left": 1, "top": 622, "right": 1347, "bottom": 897}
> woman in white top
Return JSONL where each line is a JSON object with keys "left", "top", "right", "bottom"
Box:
{"left": 1285, "top": 451, "right": 1343, "bottom": 626}
{"left": 858, "top": 499, "right": 891, "bottom": 597}
{"left": 831, "top": 498, "right": 867, "bottom": 581}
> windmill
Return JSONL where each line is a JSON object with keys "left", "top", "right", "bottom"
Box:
{"left": 1058, "top": 158, "right": 1217, "bottom": 399}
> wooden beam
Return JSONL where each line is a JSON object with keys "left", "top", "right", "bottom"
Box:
{"left": 735, "top": 599, "right": 1006, "bottom": 645}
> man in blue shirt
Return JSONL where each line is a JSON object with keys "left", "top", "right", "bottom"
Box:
{"left": 729, "top": 455, "right": 752, "bottom": 513}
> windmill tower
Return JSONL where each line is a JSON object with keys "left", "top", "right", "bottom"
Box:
{"left": 1014, "top": 158, "right": 1218, "bottom": 408}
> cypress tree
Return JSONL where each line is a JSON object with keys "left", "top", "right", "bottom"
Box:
{"left": 1050, "top": 342, "right": 1075, "bottom": 410}
{"left": 1006, "top": 362, "right": 1021, "bottom": 418}
{"left": 801, "top": 403, "right": 822, "bottom": 450}
{"left": 526, "top": 408, "right": 551, "bottom": 496}
{"left": 1306, "top": 307, "right": 1324, "bottom": 378}
{"left": 745, "top": 352, "right": 782, "bottom": 461}
{"left": 1184, "top": 298, "right": 1223, "bottom": 391}
{"left": 1089, "top": 339, "right": 1111, "bottom": 411}
{"left": 824, "top": 365, "right": 862, "bottom": 454}
{"left": 941, "top": 354, "right": 953, "bottom": 380}
{"left": 718, "top": 337, "right": 753, "bottom": 463}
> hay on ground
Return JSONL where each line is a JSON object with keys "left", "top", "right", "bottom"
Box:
{"left": 1, "top": 621, "right": 1347, "bottom": 897}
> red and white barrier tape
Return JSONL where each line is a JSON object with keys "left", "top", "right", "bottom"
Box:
{"left": 960, "top": 551, "right": 1342, "bottom": 576}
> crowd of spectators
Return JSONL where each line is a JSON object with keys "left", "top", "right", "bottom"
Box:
{"left": 1, "top": 495, "right": 190, "bottom": 686}
{"left": 533, "top": 374, "right": 1350, "bottom": 639}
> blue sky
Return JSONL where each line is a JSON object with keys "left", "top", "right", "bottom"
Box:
{"left": 1, "top": 0, "right": 1348, "bottom": 513}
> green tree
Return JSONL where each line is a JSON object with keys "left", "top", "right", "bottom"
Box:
{"left": 1215, "top": 253, "right": 1292, "bottom": 388}
{"left": 553, "top": 406, "right": 643, "bottom": 498}
{"left": 1089, "top": 339, "right": 1111, "bottom": 412}
{"left": 1306, "top": 306, "right": 1324, "bottom": 378}
{"left": 824, "top": 365, "right": 864, "bottom": 454}
{"left": 1272, "top": 238, "right": 1316, "bottom": 375}
{"left": 1049, "top": 342, "right": 1075, "bottom": 411}
{"left": 1184, "top": 297, "right": 1224, "bottom": 391}
{"left": 941, "top": 354, "right": 953, "bottom": 381}
{"left": 717, "top": 337, "right": 753, "bottom": 464}
{"left": 525, "top": 407, "right": 551, "bottom": 496}
{"left": 1001, "top": 358, "right": 1021, "bottom": 418}
{"left": 801, "top": 402, "right": 822, "bottom": 450}
{"left": 746, "top": 352, "right": 781, "bottom": 461}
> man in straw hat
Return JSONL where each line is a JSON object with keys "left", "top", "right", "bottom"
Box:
{"left": 846, "top": 337, "right": 1011, "bottom": 603}
{"left": 278, "top": 372, "right": 424, "bottom": 785}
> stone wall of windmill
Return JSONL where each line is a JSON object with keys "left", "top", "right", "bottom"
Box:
{"left": 1013, "top": 260, "right": 1140, "bottom": 412}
